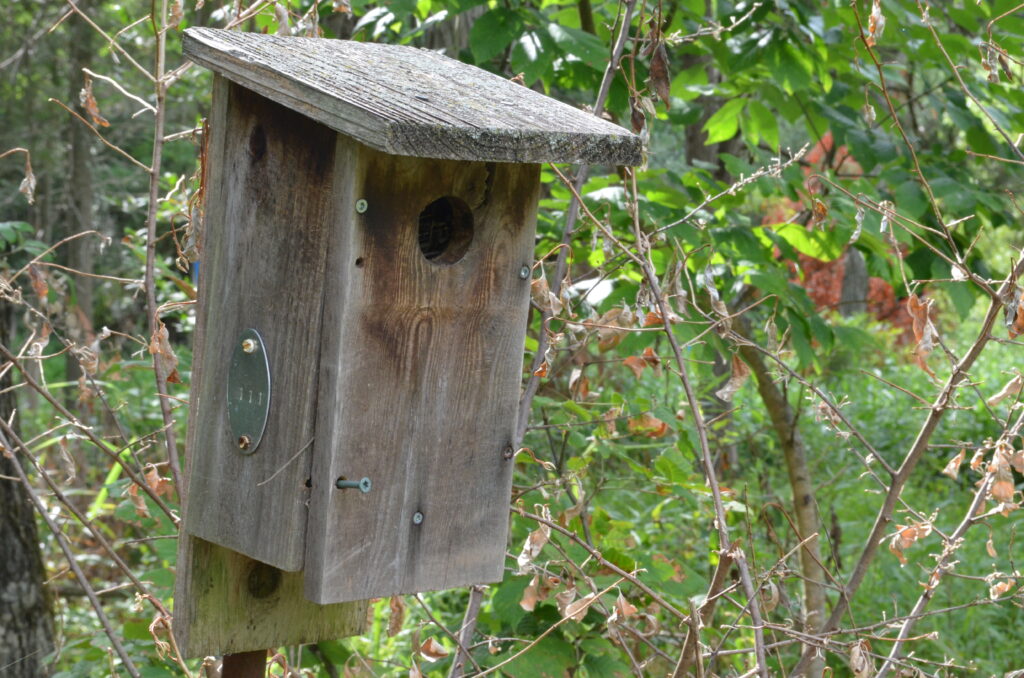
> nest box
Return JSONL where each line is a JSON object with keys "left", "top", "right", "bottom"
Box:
{"left": 175, "top": 27, "right": 640, "bottom": 654}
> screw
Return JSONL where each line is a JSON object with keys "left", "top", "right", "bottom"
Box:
{"left": 241, "top": 338, "right": 257, "bottom": 354}
{"left": 519, "top": 265, "right": 531, "bottom": 280}
{"left": 238, "top": 434, "right": 252, "bottom": 450}
{"left": 355, "top": 199, "right": 368, "bottom": 214}
{"left": 336, "top": 476, "right": 372, "bottom": 493}
{"left": 502, "top": 444, "right": 515, "bottom": 460}
{"left": 412, "top": 511, "right": 424, "bottom": 525}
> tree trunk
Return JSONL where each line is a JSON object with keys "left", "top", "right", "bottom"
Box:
{"left": 65, "top": 0, "right": 96, "bottom": 396}
{"left": 737, "top": 336, "right": 826, "bottom": 678}
{"left": 0, "top": 288, "right": 54, "bottom": 676}
{"left": 838, "top": 248, "right": 868, "bottom": 317}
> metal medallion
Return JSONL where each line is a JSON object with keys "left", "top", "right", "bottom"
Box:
{"left": 227, "top": 328, "right": 271, "bottom": 454}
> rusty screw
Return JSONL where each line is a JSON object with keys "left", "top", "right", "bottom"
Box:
{"left": 241, "top": 338, "right": 257, "bottom": 353}
{"left": 238, "top": 434, "right": 252, "bottom": 450}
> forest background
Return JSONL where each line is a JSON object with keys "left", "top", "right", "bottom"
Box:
{"left": 1, "top": 0, "right": 1024, "bottom": 676}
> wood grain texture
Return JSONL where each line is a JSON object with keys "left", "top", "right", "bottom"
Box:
{"left": 174, "top": 537, "right": 366, "bottom": 657}
{"left": 183, "top": 76, "right": 337, "bottom": 570}
{"left": 303, "top": 144, "right": 538, "bottom": 604}
{"left": 182, "top": 27, "right": 641, "bottom": 166}
{"left": 175, "top": 76, "right": 364, "bottom": 657}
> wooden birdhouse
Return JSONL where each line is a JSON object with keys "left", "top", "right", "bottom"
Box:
{"left": 174, "top": 27, "right": 640, "bottom": 656}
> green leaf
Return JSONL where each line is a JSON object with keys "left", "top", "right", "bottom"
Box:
{"left": 470, "top": 8, "right": 523, "bottom": 63}
{"left": 746, "top": 99, "right": 779, "bottom": 148}
{"left": 545, "top": 22, "right": 607, "bottom": 70}
{"left": 702, "top": 98, "right": 746, "bottom": 145}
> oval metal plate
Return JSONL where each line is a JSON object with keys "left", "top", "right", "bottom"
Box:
{"left": 227, "top": 328, "right": 271, "bottom": 454}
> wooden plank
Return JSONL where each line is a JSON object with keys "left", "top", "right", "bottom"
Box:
{"left": 175, "top": 76, "right": 365, "bottom": 658}
{"left": 303, "top": 144, "right": 538, "bottom": 604}
{"left": 183, "top": 77, "right": 338, "bottom": 570}
{"left": 173, "top": 536, "right": 366, "bottom": 657}
{"left": 182, "top": 27, "right": 642, "bottom": 166}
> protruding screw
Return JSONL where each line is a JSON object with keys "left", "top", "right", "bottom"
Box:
{"left": 412, "top": 511, "right": 424, "bottom": 525}
{"left": 355, "top": 199, "right": 368, "bottom": 214}
{"left": 336, "top": 476, "right": 372, "bottom": 493}
{"left": 241, "top": 338, "right": 257, "bottom": 353}
{"left": 238, "top": 434, "right": 252, "bottom": 450}
{"left": 519, "top": 265, "right": 531, "bottom": 280}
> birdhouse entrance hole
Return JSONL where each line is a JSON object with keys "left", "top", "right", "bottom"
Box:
{"left": 417, "top": 196, "right": 473, "bottom": 264}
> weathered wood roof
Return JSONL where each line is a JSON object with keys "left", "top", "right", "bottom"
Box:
{"left": 182, "top": 28, "right": 642, "bottom": 165}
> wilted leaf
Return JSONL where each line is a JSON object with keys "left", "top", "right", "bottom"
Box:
{"left": 649, "top": 44, "right": 671, "bottom": 108}
{"left": 850, "top": 206, "right": 865, "bottom": 243}
{"left": 990, "top": 468, "right": 1015, "bottom": 503}
{"left": 555, "top": 586, "right": 577, "bottom": 617}
{"left": 18, "top": 156, "right": 36, "bottom": 204}
{"left": 57, "top": 436, "right": 76, "bottom": 483}
{"left": 989, "top": 578, "right": 1016, "bottom": 600}
{"left": 907, "top": 295, "right": 937, "bottom": 378}
{"left": 941, "top": 449, "right": 965, "bottom": 480}
{"left": 332, "top": 0, "right": 351, "bottom": 12}
{"left": 531, "top": 274, "right": 563, "bottom": 316}
{"left": 28, "top": 265, "right": 47, "bottom": 301}
{"left": 850, "top": 639, "right": 874, "bottom": 678}
{"left": 889, "top": 521, "right": 932, "bottom": 565}
{"left": 80, "top": 74, "right": 110, "bottom": 127}
{"left": 595, "top": 307, "right": 634, "bottom": 351}
{"left": 388, "top": 595, "right": 406, "bottom": 637}
{"left": 169, "top": 0, "right": 184, "bottom": 29}
{"left": 809, "top": 198, "right": 829, "bottom": 227}
{"left": 866, "top": 0, "right": 885, "bottom": 47}
{"left": 516, "top": 505, "right": 551, "bottom": 572}
{"left": 622, "top": 355, "right": 646, "bottom": 379}
{"left": 608, "top": 592, "right": 638, "bottom": 623}
{"left": 127, "top": 483, "right": 149, "bottom": 518}
{"left": 987, "top": 373, "right": 1023, "bottom": 407}
{"left": 149, "top": 322, "right": 181, "bottom": 384}
{"left": 408, "top": 661, "right": 423, "bottom": 678}
{"left": 760, "top": 580, "right": 780, "bottom": 614}
{"left": 642, "top": 346, "right": 662, "bottom": 375}
{"left": 986, "top": 535, "right": 997, "bottom": 558}
{"left": 418, "top": 637, "right": 449, "bottom": 662}
{"left": 715, "top": 354, "right": 750, "bottom": 402}
{"left": 970, "top": 448, "right": 986, "bottom": 471}
{"left": 532, "top": 360, "right": 548, "bottom": 378}
{"left": 629, "top": 97, "right": 645, "bottom": 133}
{"left": 563, "top": 592, "right": 597, "bottom": 622}
{"left": 627, "top": 412, "right": 669, "bottom": 438}
{"left": 143, "top": 465, "right": 174, "bottom": 498}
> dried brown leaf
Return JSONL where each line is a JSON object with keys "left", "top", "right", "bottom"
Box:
{"left": 989, "top": 578, "right": 1016, "bottom": 600}
{"left": 907, "top": 295, "right": 937, "bottom": 377}
{"left": 609, "top": 592, "right": 638, "bottom": 623}
{"left": 563, "top": 592, "right": 597, "bottom": 622}
{"left": 649, "top": 44, "right": 671, "bottom": 108}
{"left": 127, "top": 483, "right": 149, "bottom": 518}
{"left": 80, "top": 74, "right": 109, "bottom": 127}
{"left": 388, "top": 595, "right": 406, "bottom": 637}
{"left": 627, "top": 412, "right": 669, "bottom": 439}
{"left": 595, "top": 307, "right": 634, "bottom": 352}
{"left": 516, "top": 506, "right": 551, "bottom": 572}
{"left": 714, "top": 354, "right": 750, "bottom": 401}
{"left": 941, "top": 449, "right": 966, "bottom": 481}
{"left": 850, "top": 639, "right": 874, "bottom": 678}
{"left": 990, "top": 468, "right": 1016, "bottom": 504}
{"left": 418, "top": 637, "right": 449, "bottom": 662}
{"left": 149, "top": 321, "right": 181, "bottom": 384}
{"left": 866, "top": 0, "right": 885, "bottom": 47}
{"left": 622, "top": 355, "right": 646, "bottom": 379}
{"left": 987, "top": 373, "right": 1023, "bottom": 407}
{"left": 28, "top": 265, "right": 47, "bottom": 301}
{"left": 169, "top": 0, "right": 184, "bottom": 29}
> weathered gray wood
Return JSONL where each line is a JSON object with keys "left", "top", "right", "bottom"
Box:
{"left": 303, "top": 145, "right": 537, "bottom": 604}
{"left": 175, "top": 76, "right": 365, "bottom": 658}
{"left": 183, "top": 76, "right": 338, "bottom": 570}
{"left": 173, "top": 536, "right": 366, "bottom": 657}
{"left": 182, "top": 27, "right": 641, "bottom": 166}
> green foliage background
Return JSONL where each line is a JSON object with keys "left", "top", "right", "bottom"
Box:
{"left": 1, "top": 0, "right": 1023, "bottom": 676}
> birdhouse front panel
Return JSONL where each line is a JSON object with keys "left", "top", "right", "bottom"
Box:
{"left": 303, "top": 145, "right": 539, "bottom": 604}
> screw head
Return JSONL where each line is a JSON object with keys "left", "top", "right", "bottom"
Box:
{"left": 238, "top": 434, "right": 252, "bottom": 450}
{"left": 355, "top": 199, "right": 368, "bottom": 214}
{"left": 241, "top": 338, "right": 257, "bottom": 354}
{"left": 358, "top": 477, "right": 372, "bottom": 493}
{"left": 412, "top": 511, "right": 424, "bottom": 525}
{"left": 519, "top": 265, "right": 531, "bottom": 280}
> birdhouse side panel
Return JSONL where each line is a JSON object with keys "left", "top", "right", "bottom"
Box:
{"left": 304, "top": 148, "right": 539, "bottom": 603}
{"left": 184, "top": 78, "right": 339, "bottom": 570}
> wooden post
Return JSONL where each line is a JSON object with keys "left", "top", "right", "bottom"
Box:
{"left": 222, "top": 650, "right": 267, "bottom": 678}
